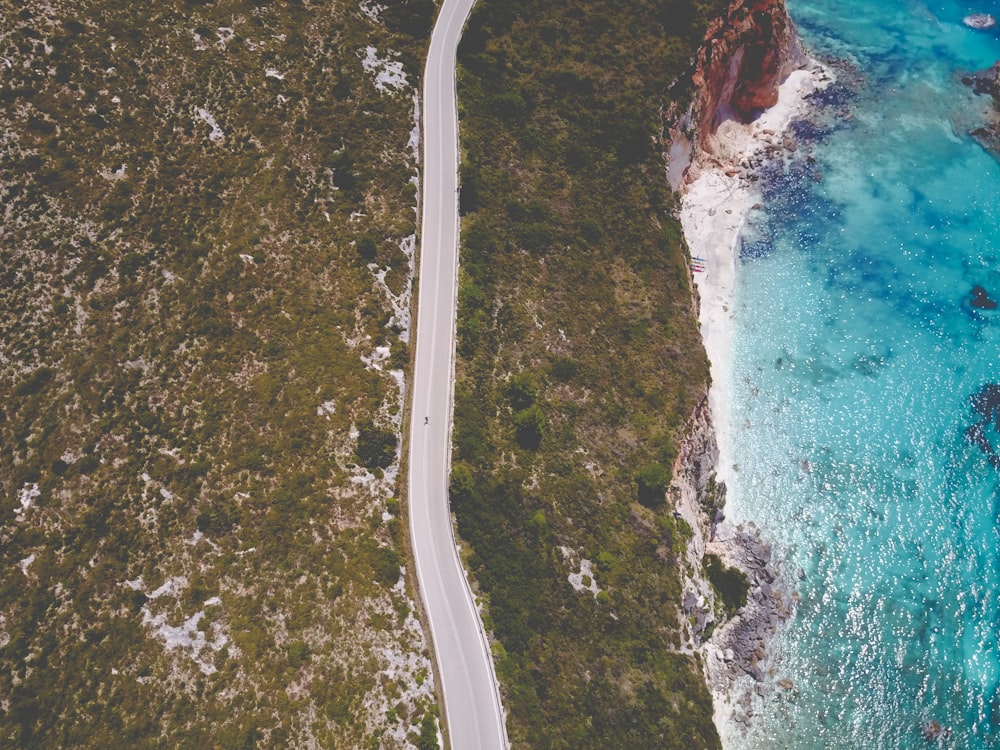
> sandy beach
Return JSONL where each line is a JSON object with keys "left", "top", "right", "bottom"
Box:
{"left": 680, "top": 63, "right": 833, "bottom": 498}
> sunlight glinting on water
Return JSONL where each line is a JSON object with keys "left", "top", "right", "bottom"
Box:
{"left": 722, "top": 0, "right": 1000, "bottom": 746}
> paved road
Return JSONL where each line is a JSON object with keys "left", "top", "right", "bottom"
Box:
{"left": 407, "top": 0, "right": 508, "bottom": 748}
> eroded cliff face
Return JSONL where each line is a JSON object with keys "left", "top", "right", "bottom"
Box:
{"left": 670, "top": 399, "right": 722, "bottom": 648}
{"left": 692, "top": 0, "right": 805, "bottom": 148}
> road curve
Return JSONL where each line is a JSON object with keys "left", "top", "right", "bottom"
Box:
{"left": 407, "top": 0, "right": 508, "bottom": 748}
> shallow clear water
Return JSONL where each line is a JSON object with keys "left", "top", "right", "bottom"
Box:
{"left": 725, "top": 1, "right": 1000, "bottom": 747}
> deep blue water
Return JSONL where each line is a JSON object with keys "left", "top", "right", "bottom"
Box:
{"left": 725, "top": 1, "right": 1000, "bottom": 747}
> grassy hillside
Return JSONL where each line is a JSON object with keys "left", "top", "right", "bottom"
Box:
{"left": 0, "top": 0, "right": 439, "bottom": 747}
{"left": 452, "top": 0, "right": 725, "bottom": 746}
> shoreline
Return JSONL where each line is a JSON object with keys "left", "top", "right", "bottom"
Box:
{"left": 680, "top": 62, "right": 833, "bottom": 498}
{"left": 677, "top": 61, "right": 833, "bottom": 745}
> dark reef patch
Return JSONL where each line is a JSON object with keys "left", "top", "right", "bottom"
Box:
{"left": 971, "top": 285, "right": 998, "bottom": 310}
{"left": 739, "top": 227, "right": 775, "bottom": 260}
{"left": 803, "top": 77, "right": 855, "bottom": 109}
{"left": 971, "top": 383, "right": 1000, "bottom": 425}
{"left": 788, "top": 117, "right": 831, "bottom": 144}
{"left": 967, "top": 383, "right": 1000, "bottom": 467}
{"left": 852, "top": 350, "right": 892, "bottom": 377}
{"left": 736, "top": 53, "right": 860, "bottom": 266}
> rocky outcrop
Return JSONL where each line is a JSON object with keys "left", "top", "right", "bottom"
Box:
{"left": 702, "top": 525, "right": 796, "bottom": 727}
{"left": 670, "top": 398, "right": 721, "bottom": 649}
{"left": 671, "top": 400, "right": 795, "bottom": 727}
{"left": 672, "top": 407, "right": 796, "bottom": 719}
{"left": 673, "top": 399, "right": 719, "bottom": 526}
{"left": 692, "top": 0, "right": 806, "bottom": 149}
{"left": 963, "top": 62, "right": 1000, "bottom": 99}
{"left": 962, "top": 62, "right": 1000, "bottom": 154}
{"left": 964, "top": 13, "right": 997, "bottom": 30}
{"left": 971, "top": 284, "right": 998, "bottom": 310}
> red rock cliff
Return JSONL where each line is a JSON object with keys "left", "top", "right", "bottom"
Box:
{"left": 692, "top": 0, "right": 805, "bottom": 148}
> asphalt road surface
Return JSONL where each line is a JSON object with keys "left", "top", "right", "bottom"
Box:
{"left": 407, "top": 0, "right": 508, "bottom": 747}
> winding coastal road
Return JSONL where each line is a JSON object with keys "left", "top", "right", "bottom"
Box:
{"left": 407, "top": 0, "right": 508, "bottom": 748}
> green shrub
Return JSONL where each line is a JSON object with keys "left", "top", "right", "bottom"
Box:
{"left": 595, "top": 551, "right": 615, "bottom": 572}
{"left": 506, "top": 372, "right": 537, "bottom": 410}
{"left": 357, "top": 234, "right": 378, "bottom": 263}
{"left": 356, "top": 420, "right": 398, "bottom": 470}
{"left": 513, "top": 404, "right": 544, "bottom": 450}
{"left": 416, "top": 711, "right": 438, "bottom": 750}
{"left": 77, "top": 454, "right": 100, "bottom": 475}
{"left": 635, "top": 462, "right": 670, "bottom": 508}
{"left": 373, "top": 547, "right": 401, "bottom": 586}
{"left": 383, "top": 0, "right": 436, "bottom": 39}
{"left": 15, "top": 367, "right": 53, "bottom": 397}
{"left": 549, "top": 356, "right": 578, "bottom": 382}
{"left": 449, "top": 463, "right": 476, "bottom": 500}
{"left": 704, "top": 554, "right": 750, "bottom": 617}
{"left": 196, "top": 504, "right": 236, "bottom": 536}
{"left": 287, "top": 641, "right": 311, "bottom": 668}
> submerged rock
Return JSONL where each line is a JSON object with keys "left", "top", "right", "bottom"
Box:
{"left": 962, "top": 62, "right": 1000, "bottom": 98}
{"left": 970, "top": 382, "right": 1000, "bottom": 425}
{"left": 966, "top": 423, "right": 991, "bottom": 453}
{"left": 961, "top": 62, "right": 1000, "bottom": 155}
{"left": 971, "top": 284, "right": 998, "bottom": 310}
{"left": 969, "top": 123, "right": 1000, "bottom": 154}
{"left": 964, "top": 13, "right": 997, "bottom": 30}
{"left": 921, "top": 719, "right": 952, "bottom": 741}
{"left": 922, "top": 720, "right": 942, "bottom": 740}
{"left": 966, "top": 383, "right": 1000, "bottom": 465}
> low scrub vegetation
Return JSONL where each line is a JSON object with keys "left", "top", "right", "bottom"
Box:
{"left": 0, "top": 0, "right": 438, "bottom": 746}
{"left": 452, "top": 0, "right": 727, "bottom": 746}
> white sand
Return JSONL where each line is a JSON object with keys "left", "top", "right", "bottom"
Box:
{"left": 680, "top": 64, "right": 832, "bottom": 495}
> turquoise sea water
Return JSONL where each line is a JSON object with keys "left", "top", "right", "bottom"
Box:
{"left": 725, "top": 1, "right": 1000, "bottom": 747}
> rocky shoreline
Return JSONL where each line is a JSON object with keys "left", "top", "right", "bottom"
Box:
{"left": 668, "top": 0, "right": 829, "bottom": 741}
{"left": 671, "top": 404, "right": 798, "bottom": 735}
{"left": 702, "top": 525, "right": 797, "bottom": 728}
